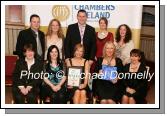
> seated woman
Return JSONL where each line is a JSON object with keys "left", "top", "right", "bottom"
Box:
{"left": 41, "top": 45, "right": 66, "bottom": 104}
{"left": 95, "top": 41, "right": 123, "bottom": 104}
{"left": 66, "top": 43, "right": 89, "bottom": 104}
{"left": 12, "top": 44, "right": 43, "bottom": 104}
{"left": 121, "top": 49, "right": 148, "bottom": 104}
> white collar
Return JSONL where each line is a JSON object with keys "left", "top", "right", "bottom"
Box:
{"left": 25, "top": 58, "right": 35, "bottom": 64}
{"left": 78, "top": 23, "right": 86, "bottom": 27}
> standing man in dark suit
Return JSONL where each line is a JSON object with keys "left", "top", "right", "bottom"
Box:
{"left": 64, "top": 9, "right": 96, "bottom": 67}
{"left": 15, "top": 14, "right": 45, "bottom": 60}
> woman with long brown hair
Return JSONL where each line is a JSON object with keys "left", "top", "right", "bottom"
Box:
{"left": 45, "top": 19, "right": 64, "bottom": 60}
{"left": 114, "top": 24, "right": 134, "bottom": 65}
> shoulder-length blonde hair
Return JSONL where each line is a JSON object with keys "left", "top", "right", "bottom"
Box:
{"left": 73, "top": 43, "right": 85, "bottom": 58}
{"left": 46, "top": 19, "right": 64, "bottom": 39}
{"left": 102, "top": 41, "right": 116, "bottom": 58}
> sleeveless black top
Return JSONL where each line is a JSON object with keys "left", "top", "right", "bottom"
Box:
{"left": 68, "top": 58, "right": 87, "bottom": 84}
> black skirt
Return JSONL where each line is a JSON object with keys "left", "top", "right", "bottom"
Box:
{"left": 95, "top": 79, "right": 123, "bottom": 102}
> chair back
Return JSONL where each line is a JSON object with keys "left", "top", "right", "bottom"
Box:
{"left": 5, "top": 55, "right": 18, "bottom": 86}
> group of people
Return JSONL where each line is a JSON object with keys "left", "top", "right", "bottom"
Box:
{"left": 12, "top": 10, "right": 148, "bottom": 104}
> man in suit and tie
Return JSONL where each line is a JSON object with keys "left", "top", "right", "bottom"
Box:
{"left": 64, "top": 9, "right": 96, "bottom": 66}
{"left": 15, "top": 14, "right": 45, "bottom": 60}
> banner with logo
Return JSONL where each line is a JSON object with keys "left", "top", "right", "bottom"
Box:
{"left": 25, "top": 5, "right": 142, "bottom": 29}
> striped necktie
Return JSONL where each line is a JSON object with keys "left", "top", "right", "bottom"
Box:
{"left": 80, "top": 26, "right": 84, "bottom": 44}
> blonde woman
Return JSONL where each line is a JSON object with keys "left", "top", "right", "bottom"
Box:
{"left": 66, "top": 43, "right": 89, "bottom": 104}
{"left": 92, "top": 17, "right": 114, "bottom": 92}
{"left": 95, "top": 41, "right": 123, "bottom": 104}
{"left": 45, "top": 19, "right": 64, "bottom": 60}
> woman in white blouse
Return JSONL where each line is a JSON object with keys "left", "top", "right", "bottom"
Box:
{"left": 45, "top": 19, "right": 64, "bottom": 60}
{"left": 114, "top": 24, "right": 134, "bottom": 65}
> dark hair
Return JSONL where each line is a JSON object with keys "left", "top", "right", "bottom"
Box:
{"left": 77, "top": 9, "right": 87, "bottom": 17}
{"left": 130, "top": 49, "right": 146, "bottom": 64}
{"left": 30, "top": 14, "right": 40, "bottom": 22}
{"left": 115, "top": 24, "right": 132, "bottom": 43}
{"left": 23, "top": 44, "right": 35, "bottom": 53}
{"left": 99, "top": 17, "right": 108, "bottom": 27}
{"left": 47, "top": 45, "right": 61, "bottom": 65}
{"left": 23, "top": 44, "right": 36, "bottom": 57}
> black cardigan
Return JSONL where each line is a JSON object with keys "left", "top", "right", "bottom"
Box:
{"left": 95, "top": 57, "right": 123, "bottom": 73}
{"left": 123, "top": 63, "right": 148, "bottom": 98}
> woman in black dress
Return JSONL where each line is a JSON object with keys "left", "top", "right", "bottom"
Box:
{"left": 95, "top": 41, "right": 123, "bottom": 104}
{"left": 121, "top": 49, "right": 148, "bottom": 104}
{"left": 66, "top": 43, "right": 89, "bottom": 104}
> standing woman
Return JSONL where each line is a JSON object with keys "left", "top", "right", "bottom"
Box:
{"left": 114, "top": 24, "right": 134, "bottom": 65}
{"left": 95, "top": 41, "right": 123, "bottom": 104}
{"left": 122, "top": 49, "right": 148, "bottom": 104}
{"left": 41, "top": 45, "right": 66, "bottom": 104}
{"left": 12, "top": 44, "right": 43, "bottom": 104}
{"left": 45, "top": 19, "right": 64, "bottom": 60}
{"left": 66, "top": 43, "right": 90, "bottom": 104}
{"left": 96, "top": 17, "right": 114, "bottom": 59}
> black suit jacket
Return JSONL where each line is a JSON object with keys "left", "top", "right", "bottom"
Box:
{"left": 64, "top": 23, "right": 96, "bottom": 60}
{"left": 15, "top": 28, "right": 45, "bottom": 59}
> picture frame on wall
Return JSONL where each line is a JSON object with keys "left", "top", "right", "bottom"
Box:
{"left": 5, "top": 5, "right": 25, "bottom": 25}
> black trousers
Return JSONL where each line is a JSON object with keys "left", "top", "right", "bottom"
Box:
{"left": 12, "top": 86, "right": 38, "bottom": 104}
